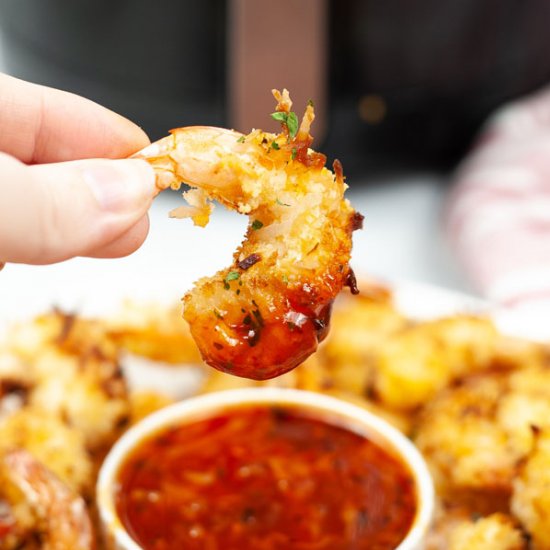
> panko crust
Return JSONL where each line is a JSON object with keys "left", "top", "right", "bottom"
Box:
{"left": 447, "top": 514, "right": 526, "bottom": 550}
{"left": 0, "top": 408, "right": 92, "bottom": 495}
{"left": 416, "top": 364, "right": 550, "bottom": 495}
{"left": 512, "top": 429, "right": 550, "bottom": 550}
{"left": 5, "top": 311, "right": 130, "bottom": 453}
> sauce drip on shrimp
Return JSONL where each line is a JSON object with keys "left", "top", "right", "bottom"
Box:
{"left": 137, "top": 90, "right": 361, "bottom": 379}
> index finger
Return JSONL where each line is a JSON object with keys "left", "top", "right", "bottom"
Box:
{"left": 0, "top": 73, "right": 150, "bottom": 164}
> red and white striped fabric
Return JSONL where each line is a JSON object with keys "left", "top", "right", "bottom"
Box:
{"left": 446, "top": 85, "right": 550, "bottom": 334}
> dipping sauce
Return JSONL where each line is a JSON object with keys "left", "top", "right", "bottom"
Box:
{"left": 115, "top": 406, "right": 416, "bottom": 550}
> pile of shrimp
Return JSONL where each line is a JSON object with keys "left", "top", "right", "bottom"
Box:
{"left": 2, "top": 286, "right": 550, "bottom": 548}
{"left": 136, "top": 89, "right": 361, "bottom": 380}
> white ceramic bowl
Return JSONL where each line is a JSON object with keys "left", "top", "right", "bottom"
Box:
{"left": 97, "top": 388, "right": 434, "bottom": 550}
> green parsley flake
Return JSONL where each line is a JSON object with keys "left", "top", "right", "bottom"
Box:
{"left": 271, "top": 141, "right": 280, "bottom": 150}
{"left": 271, "top": 111, "right": 288, "bottom": 123}
{"left": 286, "top": 112, "right": 299, "bottom": 139}
{"left": 225, "top": 271, "right": 240, "bottom": 283}
{"left": 270, "top": 111, "right": 299, "bottom": 139}
{"left": 291, "top": 147, "right": 297, "bottom": 160}
{"left": 236, "top": 135, "right": 245, "bottom": 143}
{"left": 251, "top": 220, "right": 264, "bottom": 230}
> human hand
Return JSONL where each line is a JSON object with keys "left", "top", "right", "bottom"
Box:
{"left": 0, "top": 73, "right": 156, "bottom": 265}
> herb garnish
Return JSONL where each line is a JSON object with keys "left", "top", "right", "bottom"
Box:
{"left": 251, "top": 220, "right": 264, "bottom": 230}
{"left": 291, "top": 147, "right": 297, "bottom": 160}
{"left": 271, "top": 141, "right": 280, "bottom": 150}
{"left": 271, "top": 112, "right": 288, "bottom": 123}
{"left": 270, "top": 111, "right": 299, "bottom": 139}
{"left": 224, "top": 271, "right": 240, "bottom": 289}
{"left": 236, "top": 135, "right": 245, "bottom": 143}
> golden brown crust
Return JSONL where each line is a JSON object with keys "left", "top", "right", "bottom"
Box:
{"left": 139, "top": 90, "right": 360, "bottom": 379}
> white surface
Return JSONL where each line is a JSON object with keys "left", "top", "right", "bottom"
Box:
{"left": 348, "top": 175, "right": 473, "bottom": 293}
{"left": 0, "top": 176, "right": 474, "bottom": 330}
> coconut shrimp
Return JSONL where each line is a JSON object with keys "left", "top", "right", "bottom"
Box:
{"left": 429, "top": 512, "right": 526, "bottom": 550}
{"left": 0, "top": 408, "right": 92, "bottom": 495}
{"left": 6, "top": 311, "right": 130, "bottom": 453}
{"left": 415, "top": 364, "right": 550, "bottom": 495}
{"left": 0, "top": 450, "right": 94, "bottom": 550}
{"left": 137, "top": 89, "right": 361, "bottom": 379}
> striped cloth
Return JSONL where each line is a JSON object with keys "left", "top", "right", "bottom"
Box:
{"left": 446, "top": 85, "right": 550, "bottom": 333}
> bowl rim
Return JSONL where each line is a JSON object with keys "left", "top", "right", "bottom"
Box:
{"left": 97, "top": 387, "right": 434, "bottom": 550}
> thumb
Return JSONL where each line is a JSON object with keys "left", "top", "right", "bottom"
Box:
{"left": 0, "top": 152, "right": 156, "bottom": 264}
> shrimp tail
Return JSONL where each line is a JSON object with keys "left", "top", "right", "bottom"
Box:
{"left": 3, "top": 449, "right": 95, "bottom": 550}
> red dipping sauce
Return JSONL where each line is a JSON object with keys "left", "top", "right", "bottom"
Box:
{"left": 115, "top": 405, "right": 416, "bottom": 550}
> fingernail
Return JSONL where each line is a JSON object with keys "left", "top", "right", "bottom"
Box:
{"left": 83, "top": 159, "right": 155, "bottom": 211}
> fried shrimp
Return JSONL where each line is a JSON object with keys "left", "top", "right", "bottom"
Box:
{"left": 0, "top": 450, "right": 95, "bottom": 550}
{"left": 426, "top": 503, "right": 526, "bottom": 550}
{"left": 0, "top": 408, "right": 92, "bottom": 495}
{"left": 6, "top": 312, "right": 130, "bottom": 453}
{"left": 415, "top": 364, "right": 550, "bottom": 495}
{"left": 137, "top": 89, "right": 361, "bottom": 379}
{"left": 446, "top": 514, "right": 526, "bottom": 550}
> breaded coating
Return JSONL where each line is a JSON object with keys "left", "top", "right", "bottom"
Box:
{"left": 374, "top": 316, "right": 499, "bottom": 410}
{"left": 30, "top": 347, "right": 128, "bottom": 452}
{"left": 415, "top": 373, "right": 519, "bottom": 492}
{"left": 512, "top": 429, "right": 550, "bottom": 550}
{"left": 416, "top": 364, "right": 550, "bottom": 494}
{"left": 319, "top": 291, "right": 407, "bottom": 396}
{"left": 0, "top": 409, "right": 92, "bottom": 495}
{"left": 427, "top": 502, "right": 526, "bottom": 550}
{"left": 448, "top": 514, "right": 526, "bottom": 550}
{"left": 6, "top": 312, "right": 130, "bottom": 452}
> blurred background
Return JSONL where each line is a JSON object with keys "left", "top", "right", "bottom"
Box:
{"left": 2, "top": 0, "right": 549, "bottom": 176}
{"left": 1, "top": 0, "right": 550, "bottom": 303}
